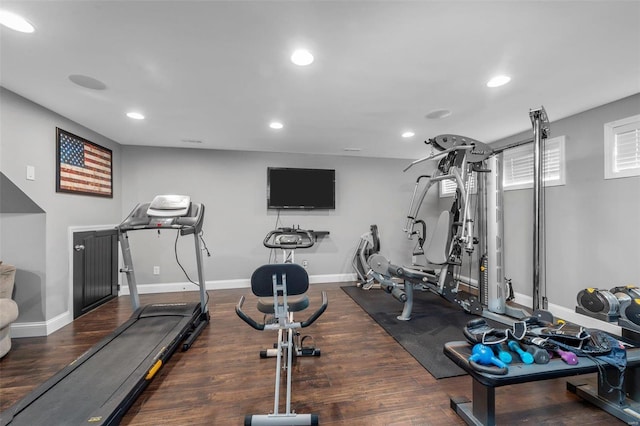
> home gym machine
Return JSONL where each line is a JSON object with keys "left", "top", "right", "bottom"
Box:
{"left": 236, "top": 263, "right": 328, "bottom": 426}
{"left": 352, "top": 224, "right": 381, "bottom": 289}
{"left": 369, "top": 135, "right": 492, "bottom": 319}
{"left": 0, "top": 195, "right": 209, "bottom": 426}
{"left": 370, "top": 108, "right": 551, "bottom": 323}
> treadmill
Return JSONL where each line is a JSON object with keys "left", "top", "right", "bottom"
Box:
{"left": 0, "top": 195, "right": 210, "bottom": 426}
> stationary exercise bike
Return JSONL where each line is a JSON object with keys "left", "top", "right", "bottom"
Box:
{"left": 262, "top": 227, "right": 321, "bottom": 359}
{"left": 236, "top": 263, "right": 328, "bottom": 426}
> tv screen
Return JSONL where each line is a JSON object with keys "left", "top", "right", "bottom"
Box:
{"left": 267, "top": 167, "right": 335, "bottom": 210}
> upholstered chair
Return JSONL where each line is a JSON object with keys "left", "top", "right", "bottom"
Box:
{"left": 0, "top": 262, "right": 19, "bottom": 358}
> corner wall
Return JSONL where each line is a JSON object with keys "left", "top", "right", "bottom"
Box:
{"left": 0, "top": 88, "right": 123, "bottom": 332}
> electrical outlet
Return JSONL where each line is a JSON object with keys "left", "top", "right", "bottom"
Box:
{"left": 302, "top": 260, "right": 308, "bottom": 268}
{"left": 153, "top": 266, "right": 160, "bottom": 275}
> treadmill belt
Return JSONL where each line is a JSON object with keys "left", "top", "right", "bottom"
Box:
{"left": 4, "top": 314, "right": 192, "bottom": 425}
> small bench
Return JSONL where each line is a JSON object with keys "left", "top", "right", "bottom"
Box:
{"left": 444, "top": 340, "right": 640, "bottom": 425}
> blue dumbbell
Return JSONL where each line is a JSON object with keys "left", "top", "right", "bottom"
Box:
{"left": 492, "top": 343, "right": 513, "bottom": 364}
{"left": 507, "top": 340, "right": 534, "bottom": 364}
{"left": 468, "top": 344, "right": 509, "bottom": 375}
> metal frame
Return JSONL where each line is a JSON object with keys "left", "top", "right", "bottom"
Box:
{"left": 116, "top": 196, "right": 210, "bottom": 344}
{"left": 381, "top": 107, "right": 551, "bottom": 322}
{"left": 236, "top": 265, "right": 327, "bottom": 426}
{"left": 445, "top": 340, "right": 640, "bottom": 426}
{"left": 377, "top": 136, "right": 491, "bottom": 319}
{"left": 118, "top": 219, "right": 208, "bottom": 314}
{"left": 530, "top": 107, "right": 550, "bottom": 311}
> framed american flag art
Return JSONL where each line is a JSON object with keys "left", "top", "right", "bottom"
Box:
{"left": 56, "top": 128, "right": 113, "bottom": 198}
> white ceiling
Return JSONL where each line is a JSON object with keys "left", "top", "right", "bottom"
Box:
{"left": 1, "top": 1, "right": 639, "bottom": 160}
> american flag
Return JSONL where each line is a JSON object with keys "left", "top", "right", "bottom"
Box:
{"left": 58, "top": 129, "right": 112, "bottom": 197}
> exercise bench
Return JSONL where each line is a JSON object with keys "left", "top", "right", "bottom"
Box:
{"left": 444, "top": 340, "right": 640, "bottom": 425}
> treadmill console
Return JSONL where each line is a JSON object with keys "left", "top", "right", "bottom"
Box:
{"left": 118, "top": 195, "right": 204, "bottom": 235}
{"left": 148, "top": 217, "right": 182, "bottom": 228}
{"left": 147, "top": 194, "right": 191, "bottom": 217}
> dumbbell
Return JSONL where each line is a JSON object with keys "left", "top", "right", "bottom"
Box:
{"left": 549, "top": 347, "right": 578, "bottom": 365}
{"left": 507, "top": 340, "right": 534, "bottom": 364}
{"left": 468, "top": 344, "right": 508, "bottom": 375}
{"left": 492, "top": 343, "right": 513, "bottom": 364}
{"left": 523, "top": 343, "right": 549, "bottom": 364}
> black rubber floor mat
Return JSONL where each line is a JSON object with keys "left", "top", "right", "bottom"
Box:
{"left": 342, "top": 285, "right": 477, "bottom": 379}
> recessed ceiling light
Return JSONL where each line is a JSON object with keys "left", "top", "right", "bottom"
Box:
{"left": 487, "top": 75, "right": 511, "bottom": 88}
{"left": 269, "top": 121, "right": 284, "bottom": 129}
{"left": 344, "top": 148, "right": 362, "bottom": 152}
{"left": 69, "top": 74, "right": 107, "bottom": 90}
{"left": 0, "top": 10, "right": 35, "bottom": 33}
{"left": 425, "top": 109, "right": 452, "bottom": 119}
{"left": 126, "top": 112, "right": 145, "bottom": 120}
{"left": 291, "top": 49, "right": 314, "bottom": 66}
{"left": 402, "top": 131, "right": 415, "bottom": 138}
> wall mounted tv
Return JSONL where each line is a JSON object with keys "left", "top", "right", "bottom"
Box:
{"left": 267, "top": 167, "right": 336, "bottom": 210}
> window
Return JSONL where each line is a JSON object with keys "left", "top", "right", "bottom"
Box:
{"left": 502, "top": 136, "right": 566, "bottom": 190}
{"left": 439, "top": 172, "right": 477, "bottom": 197}
{"left": 604, "top": 114, "right": 640, "bottom": 180}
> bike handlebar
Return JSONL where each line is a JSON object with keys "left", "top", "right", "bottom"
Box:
{"left": 235, "top": 292, "right": 328, "bottom": 330}
{"left": 263, "top": 228, "right": 315, "bottom": 249}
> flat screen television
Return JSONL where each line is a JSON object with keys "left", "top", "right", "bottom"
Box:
{"left": 267, "top": 167, "right": 335, "bottom": 210}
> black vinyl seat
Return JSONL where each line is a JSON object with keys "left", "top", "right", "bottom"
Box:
{"left": 257, "top": 295, "right": 309, "bottom": 313}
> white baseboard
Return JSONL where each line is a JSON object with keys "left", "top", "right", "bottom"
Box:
{"left": 10, "top": 310, "right": 72, "bottom": 338}
{"left": 310, "top": 273, "right": 357, "bottom": 284}
{"left": 118, "top": 273, "right": 357, "bottom": 296}
{"left": 118, "top": 278, "right": 251, "bottom": 295}
{"left": 513, "top": 292, "right": 622, "bottom": 335}
{"left": 11, "top": 273, "right": 358, "bottom": 337}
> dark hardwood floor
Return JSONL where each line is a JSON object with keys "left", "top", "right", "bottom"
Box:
{"left": 0, "top": 283, "right": 621, "bottom": 425}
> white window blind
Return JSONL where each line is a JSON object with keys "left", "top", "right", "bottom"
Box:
{"left": 604, "top": 114, "right": 640, "bottom": 180}
{"left": 439, "top": 172, "right": 477, "bottom": 197}
{"left": 502, "top": 136, "right": 565, "bottom": 190}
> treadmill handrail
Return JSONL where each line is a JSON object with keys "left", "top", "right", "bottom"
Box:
{"left": 116, "top": 202, "right": 204, "bottom": 235}
{"left": 116, "top": 199, "right": 208, "bottom": 314}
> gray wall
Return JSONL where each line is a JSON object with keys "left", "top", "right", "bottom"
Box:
{"left": 119, "top": 145, "right": 430, "bottom": 285}
{"left": 3, "top": 84, "right": 638, "bottom": 331}
{"left": 0, "top": 88, "right": 122, "bottom": 322}
{"left": 493, "top": 94, "right": 640, "bottom": 309}
{"left": 0, "top": 87, "right": 430, "bottom": 328}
